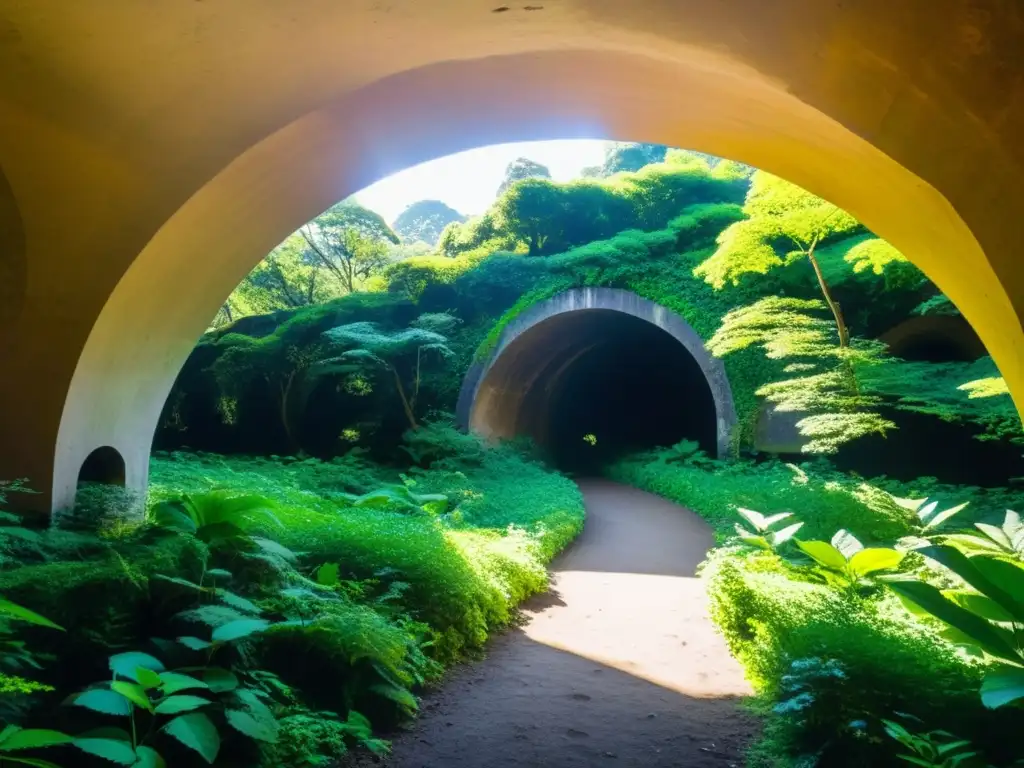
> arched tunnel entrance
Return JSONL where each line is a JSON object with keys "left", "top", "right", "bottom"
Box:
{"left": 458, "top": 289, "right": 737, "bottom": 473}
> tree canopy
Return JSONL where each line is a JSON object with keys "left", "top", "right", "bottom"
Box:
{"left": 392, "top": 200, "right": 466, "bottom": 246}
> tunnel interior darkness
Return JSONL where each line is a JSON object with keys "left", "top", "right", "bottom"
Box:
{"left": 471, "top": 310, "right": 718, "bottom": 474}
{"left": 78, "top": 446, "right": 126, "bottom": 487}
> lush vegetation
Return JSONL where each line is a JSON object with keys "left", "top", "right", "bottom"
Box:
{"left": 0, "top": 426, "right": 583, "bottom": 766}
{"left": 610, "top": 442, "right": 1023, "bottom": 766}
{"left": 4, "top": 142, "right": 1023, "bottom": 766}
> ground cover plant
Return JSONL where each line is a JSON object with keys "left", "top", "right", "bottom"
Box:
{"left": 0, "top": 426, "right": 583, "bottom": 766}
{"left": 608, "top": 443, "right": 1024, "bottom": 766}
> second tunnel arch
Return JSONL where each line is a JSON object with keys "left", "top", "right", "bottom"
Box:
{"left": 457, "top": 288, "right": 738, "bottom": 462}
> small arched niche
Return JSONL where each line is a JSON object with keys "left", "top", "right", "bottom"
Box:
{"left": 77, "top": 446, "right": 127, "bottom": 487}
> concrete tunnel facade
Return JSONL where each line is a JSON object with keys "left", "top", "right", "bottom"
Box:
{"left": 457, "top": 288, "right": 738, "bottom": 463}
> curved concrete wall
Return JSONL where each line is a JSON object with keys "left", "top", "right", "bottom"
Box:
{"left": 457, "top": 288, "right": 738, "bottom": 458}
{"left": 1, "top": 2, "right": 1024, "bottom": 510}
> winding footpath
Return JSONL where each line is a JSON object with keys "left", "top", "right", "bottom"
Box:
{"left": 377, "top": 480, "right": 756, "bottom": 767}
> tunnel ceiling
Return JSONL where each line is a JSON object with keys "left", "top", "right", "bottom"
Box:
{"left": 458, "top": 288, "right": 737, "bottom": 460}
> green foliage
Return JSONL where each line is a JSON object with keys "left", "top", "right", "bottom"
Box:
{"left": 149, "top": 492, "right": 283, "bottom": 553}
{"left": 733, "top": 508, "right": 804, "bottom": 553}
{"left": 216, "top": 200, "right": 399, "bottom": 325}
{"left": 861, "top": 357, "right": 1023, "bottom": 445}
{"left": 319, "top": 313, "right": 457, "bottom": 430}
{"left": 793, "top": 530, "right": 904, "bottom": 592}
{"left": 885, "top": 545, "right": 1024, "bottom": 709}
{"left": 0, "top": 724, "right": 73, "bottom": 767}
{"left": 709, "top": 296, "right": 895, "bottom": 453}
{"left": 392, "top": 199, "right": 465, "bottom": 247}
{"left": 882, "top": 715, "right": 988, "bottom": 768}
{"left": 694, "top": 171, "right": 862, "bottom": 289}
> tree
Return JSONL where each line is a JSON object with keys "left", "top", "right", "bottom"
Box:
{"left": 496, "top": 158, "right": 551, "bottom": 197}
{"left": 318, "top": 313, "right": 458, "bottom": 430}
{"left": 300, "top": 201, "right": 399, "bottom": 293}
{"left": 695, "top": 171, "right": 863, "bottom": 346}
{"left": 392, "top": 200, "right": 466, "bottom": 246}
{"left": 212, "top": 201, "right": 400, "bottom": 327}
{"left": 493, "top": 178, "right": 565, "bottom": 255}
{"left": 707, "top": 296, "right": 895, "bottom": 453}
{"left": 599, "top": 142, "right": 667, "bottom": 176}
{"left": 696, "top": 173, "right": 908, "bottom": 453}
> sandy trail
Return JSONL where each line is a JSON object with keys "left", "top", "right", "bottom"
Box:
{"left": 373, "top": 479, "right": 756, "bottom": 767}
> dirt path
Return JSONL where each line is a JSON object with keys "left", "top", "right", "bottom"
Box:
{"left": 376, "top": 479, "right": 757, "bottom": 767}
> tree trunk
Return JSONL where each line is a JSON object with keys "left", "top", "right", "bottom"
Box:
{"left": 806, "top": 240, "right": 850, "bottom": 348}
{"left": 391, "top": 365, "right": 418, "bottom": 431}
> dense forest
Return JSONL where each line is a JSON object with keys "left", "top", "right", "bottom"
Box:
{"left": 1, "top": 142, "right": 1022, "bottom": 767}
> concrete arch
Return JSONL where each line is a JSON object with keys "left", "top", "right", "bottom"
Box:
{"left": 0, "top": 164, "right": 25, "bottom": 328}
{"left": 880, "top": 314, "right": 986, "bottom": 363}
{"left": 457, "top": 288, "right": 737, "bottom": 458}
{"left": 0, "top": 3, "right": 1022, "bottom": 509}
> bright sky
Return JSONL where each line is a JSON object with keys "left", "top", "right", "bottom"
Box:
{"left": 354, "top": 139, "right": 613, "bottom": 223}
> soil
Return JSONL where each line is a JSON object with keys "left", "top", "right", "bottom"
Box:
{"left": 357, "top": 479, "right": 758, "bottom": 767}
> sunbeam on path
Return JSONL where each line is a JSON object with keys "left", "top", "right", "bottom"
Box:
{"left": 367, "top": 479, "right": 757, "bottom": 768}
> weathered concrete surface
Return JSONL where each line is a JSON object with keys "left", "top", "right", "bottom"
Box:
{"left": 458, "top": 288, "right": 737, "bottom": 457}
{"left": 1, "top": 1, "right": 1023, "bottom": 509}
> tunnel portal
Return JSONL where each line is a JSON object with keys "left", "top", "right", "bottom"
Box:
{"left": 458, "top": 289, "right": 737, "bottom": 472}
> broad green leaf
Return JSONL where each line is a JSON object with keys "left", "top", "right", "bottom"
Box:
{"left": 975, "top": 523, "right": 1013, "bottom": 550}
{"left": 73, "top": 689, "right": 132, "bottom": 716}
{"left": 885, "top": 579, "right": 1020, "bottom": 662}
{"left": 316, "top": 563, "right": 340, "bottom": 587}
{"left": 72, "top": 737, "right": 137, "bottom": 765}
{"left": 157, "top": 672, "right": 208, "bottom": 695}
{"left": 0, "top": 725, "right": 17, "bottom": 746}
{"left": 980, "top": 664, "right": 1024, "bottom": 709}
{"left": 924, "top": 502, "right": 969, "bottom": 531}
{"left": 916, "top": 501, "right": 939, "bottom": 524}
{"left": 163, "top": 713, "right": 220, "bottom": 765}
{"left": 736, "top": 508, "right": 766, "bottom": 530}
{"left": 936, "top": 740, "right": 972, "bottom": 756}
{"left": 177, "top": 636, "right": 212, "bottom": 651}
{"left": 201, "top": 667, "right": 239, "bottom": 693}
{"left": 250, "top": 537, "right": 297, "bottom": 562}
{"left": 944, "top": 590, "right": 1015, "bottom": 623}
{"left": 0, "top": 730, "right": 74, "bottom": 750}
{"left": 0, "top": 599, "right": 63, "bottom": 631}
{"left": 849, "top": 548, "right": 903, "bottom": 578}
{"left": 135, "top": 668, "right": 163, "bottom": 690}
{"left": 212, "top": 618, "right": 270, "bottom": 643}
{"left": 971, "top": 557, "right": 1024, "bottom": 614}
{"left": 133, "top": 746, "right": 166, "bottom": 768}
{"left": 154, "top": 695, "right": 211, "bottom": 715}
{"left": 215, "top": 589, "right": 261, "bottom": 615}
{"left": 111, "top": 681, "right": 153, "bottom": 712}
{"left": 795, "top": 540, "right": 847, "bottom": 571}
{"left": 830, "top": 529, "right": 863, "bottom": 558}
{"left": 205, "top": 569, "right": 232, "bottom": 580}
{"left": 771, "top": 522, "right": 803, "bottom": 546}
{"left": 224, "top": 709, "right": 279, "bottom": 743}
{"left": 150, "top": 502, "right": 198, "bottom": 534}
{"left": 761, "top": 512, "right": 793, "bottom": 529}
{"left": 941, "top": 533, "right": 1006, "bottom": 555}
{"left": 919, "top": 546, "right": 1024, "bottom": 623}
{"left": 109, "top": 652, "right": 164, "bottom": 682}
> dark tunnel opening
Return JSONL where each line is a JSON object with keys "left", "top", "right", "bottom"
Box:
{"left": 472, "top": 309, "right": 719, "bottom": 475}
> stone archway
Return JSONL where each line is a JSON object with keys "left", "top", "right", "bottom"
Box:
{"left": 457, "top": 288, "right": 737, "bottom": 460}
{"left": 1, "top": 2, "right": 1023, "bottom": 510}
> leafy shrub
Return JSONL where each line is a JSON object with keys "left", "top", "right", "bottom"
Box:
{"left": 703, "top": 549, "right": 992, "bottom": 766}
